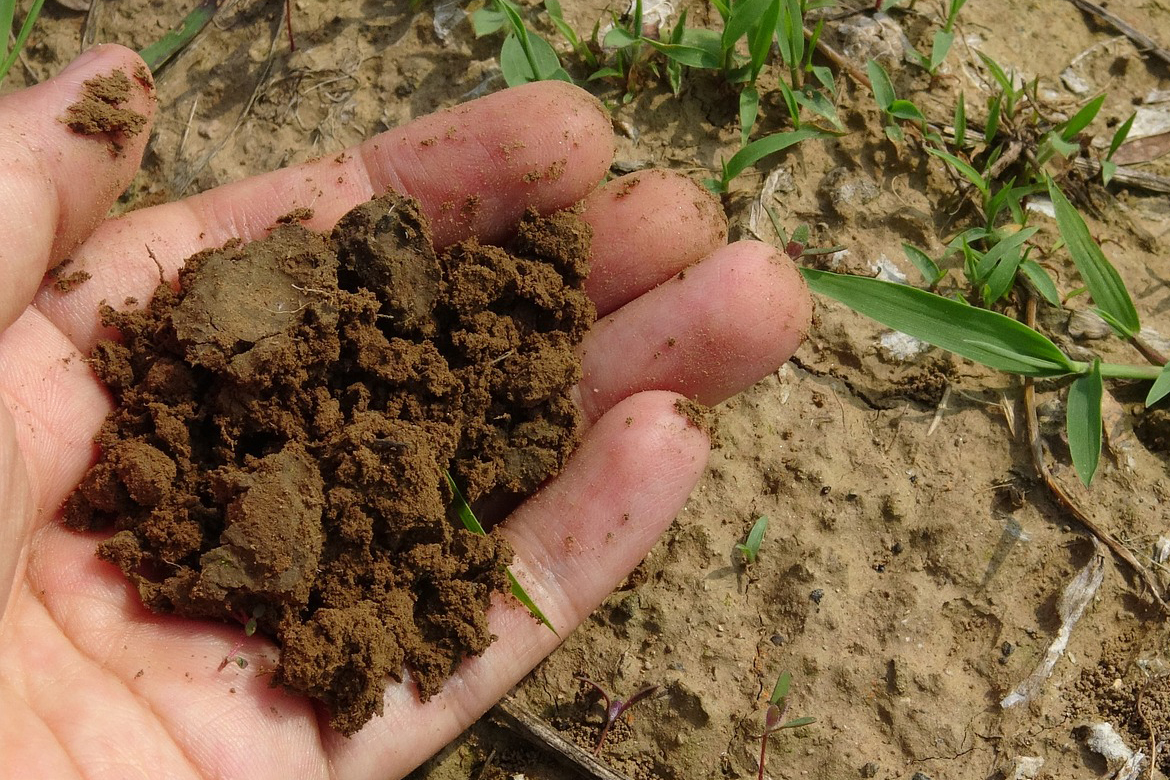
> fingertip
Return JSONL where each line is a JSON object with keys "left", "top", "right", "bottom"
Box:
{"left": 359, "top": 80, "right": 615, "bottom": 246}
{"left": 582, "top": 169, "right": 729, "bottom": 314}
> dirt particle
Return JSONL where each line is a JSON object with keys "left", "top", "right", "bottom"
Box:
{"left": 65, "top": 191, "right": 595, "bottom": 736}
{"left": 614, "top": 178, "right": 641, "bottom": 199}
{"left": 500, "top": 140, "right": 525, "bottom": 160}
{"left": 61, "top": 70, "right": 149, "bottom": 154}
{"left": 673, "top": 398, "right": 712, "bottom": 437}
{"left": 54, "top": 270, "right": 92, "bottom": 293}
{"left": 544, "top": 158, "right": 567, "bottom": 181}
{"left": 461, "top": 194, "right": 481, "bottom": 215}
{"left": 420, "top": 136, "right": 438, "bottom": 147}
{"left": 276, "top": 207, "right": 314, "bottom": 224}
{"left": 522, "top": 170, "right": 541, "bottom": 183}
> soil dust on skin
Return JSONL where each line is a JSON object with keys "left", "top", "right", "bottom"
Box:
{"left": 63, "top": 192, "right": 595, "bottom": 735}
{"left": 61, "top": 69, "right": 151, "bottom": 154}
{"left": 18, "top": 0, "right": 1170, "bottom": 777}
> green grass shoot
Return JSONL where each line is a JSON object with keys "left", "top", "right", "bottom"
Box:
{"left": 137, "top": 0, "right": 219, "bottom": 74}
{"left": 736, "top": 515, "right": 769, "bottom": 565}
{"left": 445, "top": 470, "right": 559, "bottom": 636}
{"left": 0, "top": 0, "right": 45, "bottom": 86}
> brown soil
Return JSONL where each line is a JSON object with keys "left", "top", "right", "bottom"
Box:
{"left": 61, "top": 70, "right": 150, "bottom": 154}
{"left": 62, "top": 191, "right": 594, "bottom": 735}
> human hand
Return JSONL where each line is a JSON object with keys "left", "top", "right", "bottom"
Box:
{"left": 0, "top": 45, "right": 809, "bottom": 778}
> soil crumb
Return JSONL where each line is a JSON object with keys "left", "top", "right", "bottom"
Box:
{"left": 64, "top": 191, "right": 595, "bottom": 735}
{"left": 53, "top": 269, "right": 91, "bottom": 293}
{"left": 62, "top": 70, "right": 148, "bottom": 153}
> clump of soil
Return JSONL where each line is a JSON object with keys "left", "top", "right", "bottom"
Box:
{"left": 63, "top": 191, "right": 594, "bottom": 735}
{"left": 61, "top": 69, "right": 149, "bottom": 153}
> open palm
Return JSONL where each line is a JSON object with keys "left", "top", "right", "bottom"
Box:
{"left": 0, "top": 46, "right": 810, "bottom": 779}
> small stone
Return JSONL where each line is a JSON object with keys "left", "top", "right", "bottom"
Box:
{"left": 770, "top": 633, "right": 787, "bottom": 646}
{"left": 860, "top": 762, "right": 879, "bottom": 778}
{"left": 810, "top": 589, "right": 825, "bottom": 604}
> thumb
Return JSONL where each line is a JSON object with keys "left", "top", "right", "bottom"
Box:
{"left": 0, "top": 43, "right": 156, "bottom": 333}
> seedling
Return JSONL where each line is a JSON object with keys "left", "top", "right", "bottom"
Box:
{"left": 575, "top": 674, "right": 660, "bottom": 755}
{"left": 906, "top": 0, "right": 968, "bottom": 75}
{"left": 471, "top": 0, "right": 572, "bottom": 87}
{"left": 756, "top": 672, "right": 815, "bottom": 780}
{"left": 736, "top": 515, "right": 769, "bottom": 566}
{"left": 445, "top": 470, "right": 558, "bottom": 635}
{"left": 801, "top": 175, "right": 1167, "bottom": 488}
{"left": 706, "top": 127, "right": 831, "bottom": 196}
{"left": 0, "top": 0, "right": 44, "bottom": 85}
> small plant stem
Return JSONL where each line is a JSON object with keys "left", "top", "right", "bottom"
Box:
{"left": 1067, "top": 361, "right": 1163, "bottom": 381}
{"left": 756, "top": 730, "right": 769, "bottom": 780}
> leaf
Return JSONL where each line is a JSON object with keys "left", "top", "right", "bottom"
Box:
{"left": 775, "top": 0, "right": 804, "bottom": 69}
{"left": 1107, "top": 113, "right": 1136, "bottom": 159}
{"left": 866, "top": 59, "right": 895, "bottom": 110}
{"left": 737, "top": 515, "right": 769, "bottom": 563}
{"left": 889, "top": 99, "right": 926, "bottom": 124}
{"left": 769, "top": 671, "right": 791, "bottom": 705}
{"left": 1060, "top": 94, "right": 1105, "bottom": 142}
{"left": 902, "top": 243, "right": 944, "bottom": 286}
{"left": 446, "top": 471, "right": 558, "bottom": 634}
{"left": 954, "top": 92, "right": 967, "bottom": 148}
{"left": 780, "top": 716, "right": 817, "bottom": 729}
{"left": 747, "top": 0, "right": 781, "bottom": 80}
{"left": 471, "top": 7, "right": 508, "bottom": 36}
{"left": 1147, "top": 364, "right": 1170, "bottom": 407}
{"left": 1019, "top": 259, "right": 1061, "bottom": 306}
{"left": 929, "top": 29, "right": 954, "bottom": 72}
{"left": 1046, "top": 176, "right": 1140, "bottom": 338}
{"left": 926, "top": 147, "right": 988, "bottom": 196}
{"left": 603, "top": 25, "right": 638, "bottom": 49}
{"left": 645, "top": 36, "right": 721, "bottom": 69}
{"left": 740, "top": 85, "right": 760, "bottom": 145}
{"left": 507, "top": 570, "right": 559, "bottom": 635}
{"left": 724, "top": 0, "right": 775, "bottom": 51}
{"left": 973, "top": 225, "right": 1039, "bottom": 284}
{"left": 1067, "top": 359, "right": 1103, "bottom": 486}
{"left": 722, "top": 127, "right": 829, "bottom": 185}
{"left": 801, "top": 269, "right": 1077, "bottom": 376}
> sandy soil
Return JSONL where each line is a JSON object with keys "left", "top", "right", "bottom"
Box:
{"left": 16, "top": 1, "right": 1170, "bottom": 778}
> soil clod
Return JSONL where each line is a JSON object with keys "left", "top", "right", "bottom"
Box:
{"left": 64, "top": 191, "right": 594, "bottom": 735}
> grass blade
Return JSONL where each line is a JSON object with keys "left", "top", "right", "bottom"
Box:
{"left": 723, "top": 127, "right": 829, "bottom": 184}
{"left": 1059, "top": 94, "right": 1105, "bottom": 141}
{"left": 902, "top": 243, "right": 944, "bottom": 286}
{"left": 1046, "top": 176, "right": 1140, "bottom": 338}
{"left": 801, "top": 269, "right": 1076, "bottom": 376}
{"left": 138, "top": 0, "right": 218, "bottom": 74}
{"left": 723, "top": 0, "right": 774, "bottom": 51}
{"left": 1147, "top": 364, "right": 1170, "bottom": 407}
{"left": 507, "top": 570, "right": 559, "bottom": 636}
{"left": 1067, "top": 358, "right": 1103, "bottom": 486}
{"left": 739, "top": 85, "right": 759, "bottom": 145}
{"left": 0, "top": 0, "right": 44, "bottom": 83}
{"left": 445, "top": 471, "right": 558, "bottom": 634}
{"left": 926, "top": 147, "right": 988, "bottom": 196}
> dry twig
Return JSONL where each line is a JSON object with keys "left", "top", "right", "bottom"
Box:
{"left": 490, "top": 694, "right": 637, "bottom": 780}
{"left": 1065, "top": 0, "right": 1170, "bottom": 69}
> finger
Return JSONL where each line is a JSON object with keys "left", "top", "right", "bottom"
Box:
{"left": 580, "top": 169, "right": 728, "bottom": 316}
{"left": 0, "top": 44, "right": 155, "bottom": 333}
{"left": 34, "top": 80, "right": 614, "bottom": 353}
{"left": 325, "top": 391, "right": 709, "bottom": 778}
{"left": 575, "top": 240, "right": 811, "bottom": 424}
{"left": 0, "top": 306, "right": 110, "bottom": 621}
